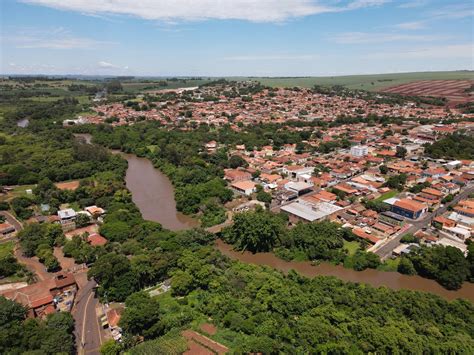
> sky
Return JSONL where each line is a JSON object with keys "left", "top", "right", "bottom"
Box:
{"left": 1, "top": 0, "right": 473, "bottom": 76}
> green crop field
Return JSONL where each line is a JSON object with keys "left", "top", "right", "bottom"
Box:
{"left": 230, "top": 71, "right": 474, "bottom": 91}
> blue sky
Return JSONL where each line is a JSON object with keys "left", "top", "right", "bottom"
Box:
{"left": 1, "top": 0, "right": 473, "bottom": 76}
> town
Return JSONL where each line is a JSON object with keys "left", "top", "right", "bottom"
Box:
{"left": 1, "top": 0, "right": 474, "bottom": 353}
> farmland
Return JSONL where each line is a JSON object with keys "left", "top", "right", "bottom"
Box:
{"left": 380, "top": 79, "right": 473, "bottom": 107}
{"left": 240, "top": 71, "right": 474, "bottom": 91}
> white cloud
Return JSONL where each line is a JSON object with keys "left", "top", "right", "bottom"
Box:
{"left": 2, "top": 27, "right": 112, "bottom": 49}
{"left": 98, "top": 61, "right": 130, "bottom": 71}
{"left": 370, "top": 43, "right": 474, "bottom": 59}
{"left": 223, "top": 54, "right": 320, "bottom": 61}
{"left": 98, "top": 61, "right": 118, "bottom": 68}
{"left": 330, "top": 31, "right": 448, "bottom": 44}
{"left": 398, "top": 0, "right": 428, "bottom": 9}
{"left": 346, "top": 0, "right": 391, "bottom": 10}
{"left": 21, "top": 0, "right": 389, "bottom": 22}
{"left": 394, "top": 21, "right": 426, "bottom": 30}
{"left": 428, "top": 3, "right": 474, "bottom": 20}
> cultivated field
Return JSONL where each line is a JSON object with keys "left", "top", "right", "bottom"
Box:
{"left": 241, "top": 71, "right": 474, "bottom": 91}
{"left": 380, "top": 79, "right": 473, "bottom": 106}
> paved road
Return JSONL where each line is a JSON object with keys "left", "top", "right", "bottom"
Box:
{"left": 0, "top": 211, "right": 23, "bottom": 231}
{"left": 0, "top": 211, "right": 23, "bottom": 243}
{"left": 73, "top": 278, "right": 103, "bottom": 355}
{"left": 374, "top": 184, "right": 474, "bottom": 260}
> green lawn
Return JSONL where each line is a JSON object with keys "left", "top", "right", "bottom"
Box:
{"left": 0, "top": 241, "right": 14, "bottom": 259}
{"left": 343, "top": 240, "right": 361, "bottom": 256}
{"left": 378, "top": 258, "right": 400, "bottom": 272}
{"left": 0, "top": 184, "right": 36, "bottom": 202}
{"left": 376, "top": 190, "right": 398, "bottom": 202}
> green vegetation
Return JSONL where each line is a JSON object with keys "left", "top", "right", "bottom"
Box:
{"left": 223, "top": 209, "right": 381, "bottom": 271}
{"left": 0, "top": 130, "right": 126, "bottom": 186}
{"left": 375, "top": 189, "right": 397, "bottom": 202}
{"left": 424, "top": 133, "right": 474, "bottom": 160}
{"left": 237, "top": 71, "right": 474, "bottom": 91}
{"left": 0, "top": 296, "right": 75, "bottom": 354}
{"left": 0, "top": 242, "right": 26, "bottom": 281}
{"left": 117, "top": 248, "right": 474, "bottom": 353}
{"left": 407, "top": 245, "right": 471, "bottom": 290}
{"left": 18, "top": 223, "right": 64, "bottom": 272}
{"left": 385, "top": 173, "right": 408, "bottom": 191}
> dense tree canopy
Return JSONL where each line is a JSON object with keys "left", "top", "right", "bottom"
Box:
{"left": 223, "top": 209, "right": 286, "bottom": 252}
{"left": 424, "top": 133, "right": 474, "bottom": 160}
{"left": 0, "top": 296, "right": 75, "bottom": 354}
{"left": 407, "top": 245, "right": 471, "bottom": 290}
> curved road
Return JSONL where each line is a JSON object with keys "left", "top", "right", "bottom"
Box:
{"left": 73, "top": 278, "right": 103, "bottom": 355}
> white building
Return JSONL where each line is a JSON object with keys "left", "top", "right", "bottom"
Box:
{"left": 350, "top": 145, "right": 368, "bottom": 157}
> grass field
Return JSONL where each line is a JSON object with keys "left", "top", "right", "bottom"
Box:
{"left": 0, "top": 241, "right": 14, "bottom": 259}
{"left": 376, "top": 190, "right": 398, "bottom": 202}
{"left": 378, "top": 258, "right": 400, "bottom": 272}
{"left": 232, "top": 71, "right": 474, "bottom": 91}
{"left": 343, "top": 240, "right": 361, "bottom": 256}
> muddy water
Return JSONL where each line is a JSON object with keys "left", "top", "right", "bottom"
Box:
{"left": 216, "top": 239, "right": 474, "bottom": 302}
{"left": 121, "top": 153, "right": 199, "bottom": 231}
{"left": 74, "top": 133, "right": 198, "bottom": 231}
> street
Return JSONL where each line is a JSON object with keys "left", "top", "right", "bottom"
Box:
{"left": 374, "top": 184, "right": 474, "bottom": 260}
{"left": 73, "top": 278, "right": 103, "bottom": 355}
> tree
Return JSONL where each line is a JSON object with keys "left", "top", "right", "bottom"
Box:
{"left": 284, "top": 221, "right": 345, "bottom": 262}
{"left": 468, "top": 243, "right": 474, "bottom": 282}
{"left": 400, "top": 234, "right": 418, "bottom": 244}
{"left": 171, "top": 270, "right": 194, "bottom": 296}
{"left": 385, "top": 174, "right": 407, "bottom": 191}
{"left": 223, "top": 210, "right": 285, "bottom": 252}
{"left": 75, "top": 213, "right": 91, "bottom": 228}
{"left": 120, "top": 292, "right": 162, "bottom": 338}
{"left": 379, "top": 165, "right": 388, "bottom": 174}
{"left": 256, "top": 190, "right": 272, "bottom": 205}
{"left": 228, "top": 155, "right": 248, "bottom": 169}
{"left": 88, "top": 253, "right": 138, "bottom": 301}
{"left": 398, "top": 257, "right": 416, "bottom": 275}
{"left": 408, "top": 245, "right": 470, "bottom": 290}
{"left": 100, "top": 340, "right": 122, "bottom": 355}
{"left": 396, "top": 146, "right": 407, "bottom": 159}
{"left": 100, "top": 221, "right": 130, "bottom": 243}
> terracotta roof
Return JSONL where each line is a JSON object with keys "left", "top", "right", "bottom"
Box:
{"left": 54, "top": 273, "right": 77, "bottom": 290}
{"left": 107, "top": 308, "right": 123, "bottom": 328}
{"left": 421, "top": 188, "right": 443, "bottom": 197}
{"left": 231, "top": 180, "right": 256, "bottom": 190}
{"left": 352, "top": 228, "right": 380, "bottom": 244}
{"left": 394, "top": 199, "right": 427, "bottom": 213}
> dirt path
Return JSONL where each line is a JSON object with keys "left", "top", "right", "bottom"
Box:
{"left": 14, "top": 246, "right": 51, "bottom": 281}
{"left": 182, "top": 330, "right": 228, "bottom": 354}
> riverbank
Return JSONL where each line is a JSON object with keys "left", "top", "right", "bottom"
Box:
{"left": 215, "top": 239, "right": 474, "bottom": 302}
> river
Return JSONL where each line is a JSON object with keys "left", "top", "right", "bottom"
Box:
{"left": 216, "top": 240, "right": 474, "bottom": 302}
{"left": 74, "top": 133, "right": 198, "bottom": 231}
{"left": 74, "top": 133, "right": 474, "bottom": 302}
{"left": 121, "top": 153, "right": 199, "bottom": 231}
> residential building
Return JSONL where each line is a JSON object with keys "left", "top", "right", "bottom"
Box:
{"left": 350, "top": 145, "right": 368, "bottom": 157}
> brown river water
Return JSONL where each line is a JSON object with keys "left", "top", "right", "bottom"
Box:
{"left": 216, "top": 240, "right": 474, "bottom": 302}
{"left": 75, "top": 134, "right": 474, "bottom": 302}
{"left": 121, "top": 153, "right": 199, "bottom": 231}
